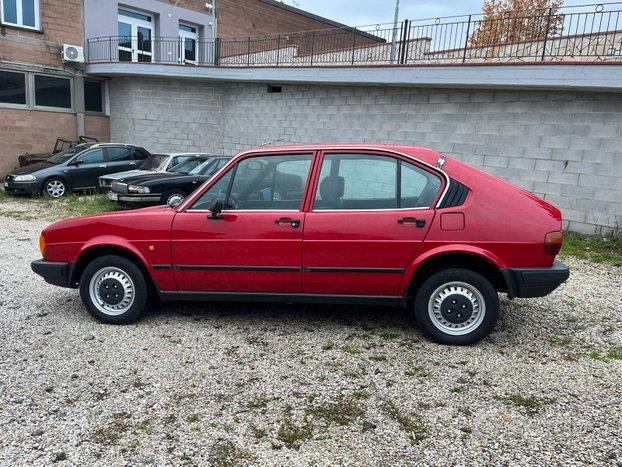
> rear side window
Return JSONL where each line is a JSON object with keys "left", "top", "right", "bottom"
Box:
{"left": 314, "top": 153, "right": 441, "bottom": 210}
{"left": 134, "top": 148, "right": 150, "bottom": 160}
{"left": 106, "top": 147, "right": 132, "bottom": 161}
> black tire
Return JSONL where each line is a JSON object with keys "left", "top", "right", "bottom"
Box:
{"left": 42, "top": 177, "right": 68, "bottom": 198}
{"left": 79, "top": 255, "right": 149, "bottom": 324}
{"left": 160, "top": 188, "right": 187, "bottom": 206}
{"left": 414, "top": 268, "right": 499, "bottom": 345}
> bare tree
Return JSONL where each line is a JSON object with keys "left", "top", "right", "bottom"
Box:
{"left": 470, "top": 0, "right": 564, "bottom": 47}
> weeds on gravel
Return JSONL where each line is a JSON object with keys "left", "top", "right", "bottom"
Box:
{"left": 185, "top": 413, "right": 202, "bottom": 424}
{"left": 209, "top": 440, "right": 253, "bottom": 467}
{"left": 251, "top": 426, "right": 267, "bottom": 439}
{"left": 322, "top": 340, "right": 334, "bottom": 350}
{"left": 276, "top": 418, "right": 314, "bottom": 450}
{"left": 135, "top": 420, "right": 153, "bottom": 435}
{"left": 306, "top": 395, "right": 365, "bottom": 426}
{"left": 548, "top": 335, "right": 572, "bottom": 347}
{"left": 246, "top": 395, "right": 271, "bottom": 410}
{"left": 0, "top": 192, "right": 122, "bottom": 221}
{"left": 369, "top": 354, "right": 387, "bottom": 362}
{"left": 561, "top": 231, "right": 622, "bottom": 267}
{"left": 90, "top": 412, "right": 131, "bottom": 445}
{"left": 495, "top": 394, "right": 555, "bottom": 415}
{"left": 52, "top": 451, "right": 68, "bottom": 463}
{"left": 340, "top": 344, "right": 361, "bottom": 355}
{"left": 404, "top": 362, "right": 432, "bottom": 378}
{"left": 582, "top": 346, "right": 622, "bottom": 362}
{"left": 566, "top": 315, "right": 587, "bottom": 331}
{"left": 382, "top": 399, "right": 427, "bottom": 445}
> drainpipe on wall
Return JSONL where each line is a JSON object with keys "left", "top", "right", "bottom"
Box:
{"left": 74, "top": 75, "right": 85, "bottom": 136}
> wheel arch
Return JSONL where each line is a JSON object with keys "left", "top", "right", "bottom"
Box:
{"left": 71, "top": 241, "right": 155, "bottom": 292}
{"left": 403, "top": 247, "right": 509, "bottom": 302}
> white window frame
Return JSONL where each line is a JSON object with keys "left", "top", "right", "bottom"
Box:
{"left": 0, "top": 0, "right": 41, "bottom": 30}
{"left": 118, "top": 8, "right": 154, "bottom": 63}
{"left": 179, "top": 22, "right": 199, "bottom": 65}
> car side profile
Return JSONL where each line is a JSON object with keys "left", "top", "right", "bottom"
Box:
{"left": 98, "top": 153, "right": 202, "bottom": 190}
{"left": 107, "top": 154, "right": 231, "bottom": 206}
{"left": 4, "top": 143, "right": 151, "bottom": 198}
{"left": 31, "top": 145, "right": 569, "bottom": 345}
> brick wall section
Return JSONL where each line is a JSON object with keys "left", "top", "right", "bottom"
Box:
{"left": 0, "top": 0, "right": 83, "bottom": 66}
{"left": 108, "top": 79, "right": 622, "bottom": 234}
{"left": 0, "top": 108, "right": 77, "bottom": 176}
{"left": 84, "top": 115, "right": 111, "bottom": 143}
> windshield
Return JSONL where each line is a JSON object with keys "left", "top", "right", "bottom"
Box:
{"left": 169, "top": 157, "right": 211, "bottom": 175}
{"left": 139, "top": 155, "right": 168, "bottom": 171}
{"left": 48, "top": 147, "right": 85, "bottom": 164}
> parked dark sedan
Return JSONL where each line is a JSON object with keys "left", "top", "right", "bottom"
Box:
{"left": 108, "top": 154, "right": 231, "bottom": 206}
{"left": 4, "top": 143, "right": 151, "bottom": 198}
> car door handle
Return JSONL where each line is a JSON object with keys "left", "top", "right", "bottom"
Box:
{"left": 275, "top": 217, "right": 300, "bottom": 228}
{"left": 99, "top": 164, "right": 107, "bottom": 168}
{"left": 129, "top": 162, "right": 136, "bottom": 166}
{"left": 398, "top": 217, "right": 426, "bottom": 228}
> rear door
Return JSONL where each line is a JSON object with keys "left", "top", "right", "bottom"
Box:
{"left": 302, "top": 151, "right": 443, "bottom": 297}
{"left": 105, "top": 146, "right": 136, "bottom": 174}
{"left": 171, "top": 152, "right": 315, "bottom": 293}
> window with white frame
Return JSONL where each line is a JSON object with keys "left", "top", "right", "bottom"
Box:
{"left": 1, "top": 0, "right": 40, "bottom": 30}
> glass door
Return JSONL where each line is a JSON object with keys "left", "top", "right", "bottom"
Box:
{"left": 179, "top": 23, "right": 198, "bottom": 65}
{"left": 118, "top": 9, "right": 153, "bottom": 63}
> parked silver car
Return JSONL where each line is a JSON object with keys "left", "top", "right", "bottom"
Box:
{"left": 98, "top": 153, "right": 209, "bottom": 190}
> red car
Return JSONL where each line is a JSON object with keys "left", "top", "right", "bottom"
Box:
{"left": 32, "top": 145, "right": 569, "bottom": 345}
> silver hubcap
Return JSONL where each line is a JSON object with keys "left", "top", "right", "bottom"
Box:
{"left": 428, "top": 281, "right": 486, "bottom": 336}
{"left": 46, "top": 180, "right": 65, "bottom": 198}
{"left": 167, "top": 193, "right": 184, "bottom": 205}
{"left": 89, "top": 267, "right": 135, "bottom": 316}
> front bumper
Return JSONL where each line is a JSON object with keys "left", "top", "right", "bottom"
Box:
{"left": 503, "top": 260, "right": 570, "bottom": 298}
{"left": 3, "top": 180, "right": 41, "bottom": 195}
{"left": 107, "top": 191, "right": 160, "bottom": 204}
{"left": 31, "top": 260, "right": 75, "bottom": 288}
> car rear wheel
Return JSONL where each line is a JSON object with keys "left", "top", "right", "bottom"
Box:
{"left": 414, "top": 268, "right": 499, "bottom": 345}
{"left": 161, "top": 189, "right": 186, "bottom": 206}
{"left": 43, "top": 178, "right": 67, "bottom": 198}
{"left": 79, "top": 255, "right": 149, "bottom": 324}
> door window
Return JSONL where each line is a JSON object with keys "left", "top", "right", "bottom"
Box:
{"left": 179, "top": 23, "right": 198, "bottom": 64}
{"left": 118, "top": 9, "right": 152, "bottom": 63}
{"left": 106, "top": 147, "right": 132, "bottom": 162}
{"left": 313, "top": 154, "right": 441, "bottom": 210}
{"left": 191, "top": 154, "right": 313, "bottom": 211}
{"left": 76, "top": 149, "right": 104, "bottom": 165}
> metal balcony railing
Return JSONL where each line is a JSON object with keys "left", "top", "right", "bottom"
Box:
{"left": 86, "top": 2, "right": 622, "bottom": 67}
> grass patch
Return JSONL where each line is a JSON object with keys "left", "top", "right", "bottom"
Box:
{"left": 276, "top": 418, "right": 313, "bottom": 450}
{"left": 340, "top": 345, "right": 361, "bottom": 355}
{"left": 209, "top": 440, "right": 253, "bottom": 467}
{"left": 582, "top": 346, "right": 622, "bottom": 362}
{"left": 246, "top": 395, "right": 271, "bottom": 410}
{"left": 548, "top": 335, "right": 572, "bottom": 347}
{"left": 251, "top": 426, "right": 267, "bottom": 439}
{"left": 135, "top": 420, "right": 153, "bottom": 435}
{"left": 495, "top": 394, "right": 555, "bottom": 415}
{"left": 382, "top": 399, "right": 427, "bottom": 445}
{"left": 321, "top": 340, "right": 334, "bottom": 351}
{"left": 0, "top": 192, "right": 122, "bottom": 221}
{"left": 306, "top": 395, "right": 365, "bottom": 426}
{"left": 90, "top": 412, "right": 131, "bottom": 445}
{"left": 369, "top": 354, "right": 387, "bottom": 362}
{"left": 561, "top": 231, "right": 622, "bottom": 267}
{"left": 185, "top": 413, "right": 202, "bottom": 424}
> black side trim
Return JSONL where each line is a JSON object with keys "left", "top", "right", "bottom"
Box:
{"left": 502, "top": 260, "right": 569, "bottom": 298}
{"left": 31, "top": 260, "right": 75, "bottom": 288}
{"left": 439, "top": 178, "right": 469, "bottom": 208}
{"left": 159, "top": 291, "right": 401, "bottom": 306}
{"left": 175, "top": 265, "right": 301, "bottom": 272}
{"left": 153, "top": 264, "right": 172, "bottom": 270}
{"left": 303, "top": 267, "right": 404, "bottom": 274}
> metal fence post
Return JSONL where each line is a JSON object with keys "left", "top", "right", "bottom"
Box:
{"left": 214, "top": 38, "right": 220, "bottom": 66}
{"left": 541, "top": 8, "right": 553, "bottom": 61}
{"left": 462, "top": 15, "right": 472, "bottom": 63}
{"left": 247, "top": 36, "right": 251, "bottom": 65}
{"left": 310, "top": 31, "right": 316, "bottom": 65}
{"left": 351, "top": 29, "right": 356, "bottom": 64}
{"left": 276, "top": 34, "right": 281, "bottom": 65}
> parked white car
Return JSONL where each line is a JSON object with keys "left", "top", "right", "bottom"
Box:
{"left": 98, "top": 153, "right": 209, "bottom": 190}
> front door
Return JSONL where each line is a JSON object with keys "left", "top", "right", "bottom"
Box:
{"left": 118, "top": 9, "right": 153, "bottom": 63}
{"left": 68, "top": 148, "right": 108, "bottom": 189}
{"left": 104, "top": 146, "right": 137, "bottom": 174}
{"left": 302, "top": 152, "right": 442, "bottom": 297}
{"left": 171, "top": 153, "right": 314, "bottom": 293}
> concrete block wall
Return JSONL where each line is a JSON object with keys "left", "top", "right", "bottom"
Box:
{"left": 108, "top": 78, "right": 622, "bottom": 234}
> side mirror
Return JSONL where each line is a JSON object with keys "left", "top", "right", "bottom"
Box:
{"left": 72, "top": 159, "right": 84, "bottom": 166}
{"left": 208, "top": 198, "right": 222, "bottom": 219}
{"left": 167, "top": 195, "right": 184, "bottom": 208}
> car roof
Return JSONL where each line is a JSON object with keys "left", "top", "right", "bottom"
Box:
{"left": 239, "top": 144, "right": 443, "bottom": 167}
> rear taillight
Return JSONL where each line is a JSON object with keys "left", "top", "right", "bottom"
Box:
{"left": 544, "top": 230, "right": 563, "bottom": 256}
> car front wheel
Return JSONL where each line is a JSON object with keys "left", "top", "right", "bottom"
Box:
{"left": 79, "top": 255, "right": 149, "bottom": 324}
{"left": 161, "top": 189, "right": 186, "bottom": 206}
{"left": 43, "top": 178, "right": 67, "bottom": 198}
{"left": 414, "top": 268, "right": 499, "bottom": 345}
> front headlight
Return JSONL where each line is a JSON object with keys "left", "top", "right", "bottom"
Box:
{"left": 128, "top": 185, "right": 150, "bottom": 194}
{"left": 14, "top": 174, "right": 37, "bottom": 182}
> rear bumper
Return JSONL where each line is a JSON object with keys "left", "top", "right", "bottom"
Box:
{"left": 503, "top": 260, "right": 570, "bottom": 299}
{"left": 31, "top": 259, "right": 75, "bottom": 288}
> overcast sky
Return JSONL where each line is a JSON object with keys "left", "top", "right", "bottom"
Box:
{"left": 294, "top": 0, "right": 486, "bottom": 26}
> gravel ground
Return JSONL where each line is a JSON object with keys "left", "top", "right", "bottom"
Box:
{"left": 0, "top": 209, "right": 621, "bottom": 466}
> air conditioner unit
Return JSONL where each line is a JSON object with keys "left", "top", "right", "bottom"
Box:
{"left": 61, "top": 44, "right": 85, "bottom": 63}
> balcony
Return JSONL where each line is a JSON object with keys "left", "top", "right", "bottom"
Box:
{"left": 87, "top": 4, "right": 622, "bottom": 68}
